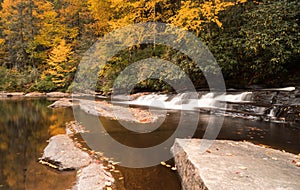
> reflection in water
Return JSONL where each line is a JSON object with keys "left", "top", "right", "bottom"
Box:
{"left": 0, "top": 99, "right": 75, "bottom": 190}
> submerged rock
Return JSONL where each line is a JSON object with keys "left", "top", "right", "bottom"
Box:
{"left": 72, "top": 163, "right": 114, "bottom": 190}
{"left": 171, "top": 139, "right": 300, "bottom": 190}
{"left": 41, "top": 134, "right": 91, "bottom": 170}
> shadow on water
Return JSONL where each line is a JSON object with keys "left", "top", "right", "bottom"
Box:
{"left": 0, "top": 100, "right": 300, "bottom": 190}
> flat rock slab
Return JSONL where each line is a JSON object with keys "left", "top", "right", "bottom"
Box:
{"left": 79, "top": 99, "right": 158, "bottom": 123}
{"left": 72, "top": 163, "right": 114, "bottom": 190}
{"left": 171, "top": 139, "right": 300, "bottom": 190}
{"left": 41, "top": 134, "right": 92, "bottom": 170}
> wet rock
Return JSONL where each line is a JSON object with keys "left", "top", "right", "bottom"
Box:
{"left": 72, "top": 163, "right": 114, "bottom": 190}
{"left": 25, "top": 92, "right": 46, "bottom": 97}
{"left": 46, "top": 92, "right": 71, "bottom": 98}
{"left": 171, "top": 139, "right": 300, "bottom": 190}
{"left": 41, "top": 134, "right": 92, "bottom": 170}
{"left": 48, "top": 98, "right": 76, "bottom": 108}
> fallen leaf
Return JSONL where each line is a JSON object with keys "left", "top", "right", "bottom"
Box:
{"left": 206, "top": 149, "right": 212, "bottom": 153}
{"left": 171, "top": 167, "right": 177, "bottom": 171}
{"left": 296, "top": 162, "right": 300, "bottom": 167}
{"left": 226, "top": 153, "right": 234, "bottom": 156}
{"left": 160, "top": 162, "right": 166, "bottom": 166}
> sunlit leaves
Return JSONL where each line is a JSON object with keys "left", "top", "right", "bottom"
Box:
{"left": 42, "top": 40, "right": 76, "bottom": 89}
{"left": 168, "top": 0, "right": 235, "bottom": 36}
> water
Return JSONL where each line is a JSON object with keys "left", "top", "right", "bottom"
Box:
{"left": 0, "top": 97, "right": 300, "bottom": 189}
{"left": 0, "top": 99, "right": 76, "bottom": 190}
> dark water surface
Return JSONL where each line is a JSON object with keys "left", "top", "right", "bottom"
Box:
{"left": 0, "top": 99, "right": 299, "bottom": 189}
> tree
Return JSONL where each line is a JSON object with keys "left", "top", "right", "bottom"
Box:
{"left": 0, "top": 0, "right": 34, "bottom": 68}
{"left": 41, "top": 39, "right": 76, "bottom": 90}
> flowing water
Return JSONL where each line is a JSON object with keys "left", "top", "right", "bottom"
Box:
{"left": 0, "top": 88, "right": 300, "bottom": 189}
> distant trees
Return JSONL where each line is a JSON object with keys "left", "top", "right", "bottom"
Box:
{"left": 0, "top": 0, "right": 298, "bottom": 92}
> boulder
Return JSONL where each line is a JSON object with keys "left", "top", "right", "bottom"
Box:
{"left": 41, "top": 134, "right": 92, "bottom": 170}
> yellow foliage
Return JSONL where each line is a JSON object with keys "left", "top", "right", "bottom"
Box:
{"left": 168, "top": 0, "right": 234, "bottom": 36}
{"left": 43, "top": 39, "right": 76, "bottom": 88}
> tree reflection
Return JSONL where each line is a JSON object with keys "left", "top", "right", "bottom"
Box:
{"left": 0, "top": 99, "right": 74, "bottom": 189}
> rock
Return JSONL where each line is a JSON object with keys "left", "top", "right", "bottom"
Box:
{"left": 25, "top": 92, "right": 46, "bottom": 97}
{"left": 79, "top": 99, "right": 158, "bottom": 123}
{"left": 72, "top": 163, "right": 114, "bottom": 190}
{"left": 48, "top": 98, "right": 76, "bottom": 108}
{"left": 66, "top": 121, "right": 87, "bottom": 135}
{"left": 46, "top": 92, "right": 71, "bottom": 98}
{"left": 171, "top": 139, "right": 300, "bottom": 190}
{"left": 41, "top": 134, "right": 92, "bottom": 170}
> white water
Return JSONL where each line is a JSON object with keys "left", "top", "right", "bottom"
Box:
{"left": 117, "top": 92, "right": 253, "bottom": 111}
{"left": 261, "top": 87, "right": 296, "bottom": 91}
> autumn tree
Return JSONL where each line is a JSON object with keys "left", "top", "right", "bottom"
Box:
{"left": 0, "top": 0, "right": 34, "bottom": 68}
{"left": 40, "top": 39, "right": 76, "bottom": 90}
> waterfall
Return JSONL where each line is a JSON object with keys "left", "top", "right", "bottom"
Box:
{"left": 115, "top": 87, "right": 299, "bottom": 126}
{"left": 119, "top": 92, "right": 253, "bottom": 111}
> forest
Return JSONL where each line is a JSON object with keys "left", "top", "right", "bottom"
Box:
{"left": 0, "top": 0, "right": 299, "bottom": 94}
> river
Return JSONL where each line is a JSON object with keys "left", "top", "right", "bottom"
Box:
{"left": 0, "top": 91, "right": 299, "bottom": 189}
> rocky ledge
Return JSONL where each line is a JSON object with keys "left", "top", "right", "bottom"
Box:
{"left": 171, "top": 139, "right": 300, "bottom": 190}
